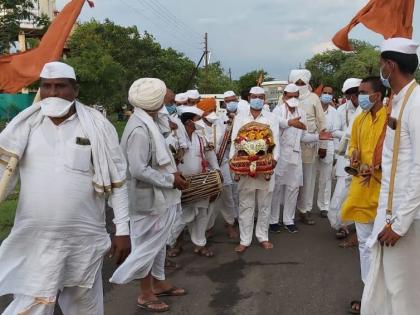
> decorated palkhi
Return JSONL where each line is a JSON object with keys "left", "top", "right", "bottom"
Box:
{"left": 230, "top": 122, "right": 275, "bottom": 181}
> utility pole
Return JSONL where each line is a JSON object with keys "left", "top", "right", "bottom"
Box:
{"left": 204, "top": 32, "right": 209, "bottom": 93}
{"left": 228, "top": 68, "right": 232, "bottom": 82}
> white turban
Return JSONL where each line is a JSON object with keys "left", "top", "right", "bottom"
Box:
{"left": 186, "top": 89, "right": 200, "bottom": 99}
{"left": 289, "top": 69, "right": 311, "bottom": 85}
{"left": 284, "top": 83, "right": 299, "bottom": 93}
{"left": 128, "top": 78, "right": 166, "bottom": 111}
{"left": 175, "top": 93, "right": 188, "bottom": 102}
{"left": 223, "top": 90, "right": 236, "bottom": 98}
{"left": 40, "top": 61, "right": 76, "bottom": 80}
{"left": 249, "top": 86, "right": 265, "bottom": 95}
{"left": 381, "top": 37, "right": 419, "bottom": 55}
{"left": 342, "top": 78, "right": 362, "bottom": 93}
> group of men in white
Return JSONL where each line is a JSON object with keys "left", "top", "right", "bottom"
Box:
{"left": 0, "top": 36, "right": 419, "bottom": 314}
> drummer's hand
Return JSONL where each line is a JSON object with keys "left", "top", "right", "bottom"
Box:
{"left": 318, "top": 148, "right": 327, "bottom": 159}
{"left": 109, "top": 235, "right": 131, "bottom": 265}
{"left": 173, "top": 172, "right": 188, "bottom": 190}
{"left": 378, "top": 226, "right": 401, "bottom": 247}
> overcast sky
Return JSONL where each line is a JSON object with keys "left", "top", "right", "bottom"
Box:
{"left": 57, "top": 0, "right": 420, "bottom": 79}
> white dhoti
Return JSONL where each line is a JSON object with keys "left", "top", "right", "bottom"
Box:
{"left": 110, "top": 206, "right": 176, "bottom": 284}
{"left": 238, "top": 188, "right": 272, "bottom": 246}
{"left": 297, "top": 161, "right": 317, "bottom": 213}
{"left": 362, "top": 221, "right": 420, "bottom": 315}
{"left": 355, "top": 222, "right": 374, "bottom": 284}
{"left": 3, "top": 267, "right": 104, "bottom": 315}
{"left": 327, "top": 176, "right": 351, "bottom": 230}
{"left": 270, "top": 177, "right": 299, "bottom": 226}
{"left": 168, "top": 202, "right": 209, "bottom": 247}
{"left": 207, "top": 184, "right": 236, "bottom": 229}
{"left": 316, "top": 159, "right": 333, "bottom": 212}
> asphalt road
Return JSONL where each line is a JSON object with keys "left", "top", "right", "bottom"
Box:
{"left": 0, "top": 210, "right": 362, "bottom": 315}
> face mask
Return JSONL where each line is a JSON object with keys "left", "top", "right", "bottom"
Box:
{"left": 358, "top": 94, "right": 375, "bottom": 111}
{"left": 320, "top": 94, "right": 333, "bottom": 104}
{"left": 285, "top": 97, "right": 299, "bottom": 108}
{"left": 298, "top": 85, "right": 310, "bottom": 99}
{"left": 205, "top": 112, "right": 218, "bottom": 124}
{"left": 40, "top": 97, "right": 74, "bottom": 118}
{"left": 380, "top": 66, "right": 392, "bottom": 89}
{"left": 165, "top": 104, "right": 177, "bottom": 115}
{"left": 226, "top": 101, "right": 238, "bottom": 112}
{"left": 249, "top": 98, "right": 264, "bottom": 110}
{"left": 193, "top": 119, "right": 206, "bottom": 130}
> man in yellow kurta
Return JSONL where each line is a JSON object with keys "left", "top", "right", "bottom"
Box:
{"left": 340, "top": 76, "right": 387, "bottom": 314}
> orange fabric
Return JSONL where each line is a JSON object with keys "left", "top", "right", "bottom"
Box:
{"left": 332, "top": 0, "right": 414, "bottom": 51}
{"left": 197, "top": 98, "right": 216, "bottom": 115}
{"left": 314, "top": 85, "right": 324, "bottom": 97}
{"left": 0, "top": 0, "right": 92, "bottom": 93}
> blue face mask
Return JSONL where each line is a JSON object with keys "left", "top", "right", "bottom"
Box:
{"left": 320, "top": 94, "right": 333, "bottom": 104}
{"left": 358, "top": 94, "right": 374, "bottom": 111}
{"left": 226, "top": 101, "right": 238, "bottom": 112}
{"left": 380, "top": 66, "right": 391, "bottom": 89}
{"left": 249, "top": 98, "right": 264, "bottom": 110}
{"left": 165, "top": 104, "right": 177, "bottom": 115}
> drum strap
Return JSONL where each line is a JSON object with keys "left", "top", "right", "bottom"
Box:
{"left": 198, "top": 135, "right": 208, "bottom": 173}
{"left": 386, "top": 82, "right": 417, "bottom": 226}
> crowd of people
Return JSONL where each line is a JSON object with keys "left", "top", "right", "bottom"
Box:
{"left": 0, "top": 36, "right": 419, "bottom": 315}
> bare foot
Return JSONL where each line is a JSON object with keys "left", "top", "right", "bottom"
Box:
{"left": 193, "top": 246, "right": 214, "bottom": 257}
{"left": 226, "top": 224, "right": 238, "bottom": 239}
{"left": 167, "top": 246, "right": 183, "bottom": 258}
{"left": 260, "top": 241, "right": 274, "bottom": 250}
{"left": 234, "top": 244, "right": 248, "bottom": 253}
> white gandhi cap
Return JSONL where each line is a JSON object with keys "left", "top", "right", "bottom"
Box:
{"left": 342, "top": 78, "right": 362, "bottom": 93}
{"left": 223, "top": 91, "right": 236, "bottom": 98}
{"left": 381, "top": 37, "right": 419, "bottom": 55}
{"left": 284, "top": 83, "right": 299, "bottom": 93}
{"left": 40, "top": 61, "right": 76, "bottom": 80}
{"left": 249, "top": 86, "right": 265, "bottom": 95}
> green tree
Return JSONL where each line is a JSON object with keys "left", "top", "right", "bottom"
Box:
{"left": 237, "top": 69, "right": 273, "bottom": 92}
{"left": 305, "top": 40, "right": 380, "bottom": 94}
{"left": 0, "top": 0, "right": 49, "bottom": 54}
{"left": 196, "top": 62, "right": 236, "bottom": 94}
{"left": 66, "top": 19, "right": 196, "bottom": 111}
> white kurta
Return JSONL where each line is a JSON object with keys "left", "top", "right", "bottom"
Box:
{"left": 363, "top": 81, "right": 420, "bottom": 315}
{"left": 270, "top": 104, "right": 318, "bottom": 225}
{"left": 230, "top": 109, "right": 280, "bottom": 246}
{"left": 169, "top": 131, "right": 219, "bottom": 247}
{"left": 297, "top": 92, "right": 327, "bottom": 214}
{"left": 0, "top": 115, "right": 112, "bottom": 298}
{"left": 316, "top": 106, "right": 340, "bottom": 212}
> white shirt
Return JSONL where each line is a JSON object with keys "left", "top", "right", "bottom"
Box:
{"left": 230, "top": 108, "right": 280, "bottom": 191}
{"left": 323, "top": 105, "right": 340, "bottom": 163}
{"left": 273, "top": 104, "right": 318, "bottom": 187}
{"left": 368, "top": 80, "right": 420, "bottom": 246}
{"left": 237, "top": 100, "right": 250, "bottom": 115}
{"left": 0, "top": 114, "right": 112, "bottom": 297}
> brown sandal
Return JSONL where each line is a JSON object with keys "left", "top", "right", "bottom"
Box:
{"left": 137, "top": 299, "right": 170, "bottom": 312}
{"left": 155, "top": 287, "right": 187, "bottom": 297}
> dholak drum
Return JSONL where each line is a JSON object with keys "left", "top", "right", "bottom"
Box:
{"left": 181, "top": 170, "right": 223, "bottom": 204}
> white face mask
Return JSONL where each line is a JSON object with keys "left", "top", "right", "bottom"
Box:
{"left": 205, "top": 112, "right": 218, "bottom": 124}
{"left": 298, "top": 85, "right": 310, "bottom": 99}
{"left": 40, "top": 97, "right": 74, "bottom": 118}
{"left": 284, "top": 97, "right": 299, "bottom": 108}
{"left": 193, "top": 119, "right": 206, "bottom": 130}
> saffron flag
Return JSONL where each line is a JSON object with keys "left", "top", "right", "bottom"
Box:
{"left": 332, "top": 0, "right": 415, "bottom": 51}
{"left": 0, "top": 0, "right": 93, "bottom": 93}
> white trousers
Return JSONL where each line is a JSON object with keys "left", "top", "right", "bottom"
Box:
{"left": 207, "top": 184, "right": 237, "bottom": 230}
{"left": 362, "top": 221, "right": 420, "bottom": 315}
{"left": 297, "top": 162, "right": 317, "bottom": 213}
{"left": 238, "top": 188, "right": 272, "bottom": 246}
{"left": 168, "top": 203, "right": 209, "bottom": 247}
{"left": 3, "top": 268, "right": 103, "bottom": 315}
{"left": 110, "top": 207, "right": 176, "bottom": 284}
{"left": 317, "top": 160, "right": 333, "bottom": 211}
{"left": 355, "top": 222, "right": 374, "bottom": 284}
{"left": 270, "top": 179, "right": 299, "bottom": 226}
{"left": 232, "top": 182, "right": 239, "bottom": 218}
{"left": 327, "top": 176, "right": 351, "bottom": 230}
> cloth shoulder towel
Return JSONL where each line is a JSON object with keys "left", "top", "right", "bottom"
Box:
{"left": 0, "top": 100, "right": 127, "bottom": 195}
